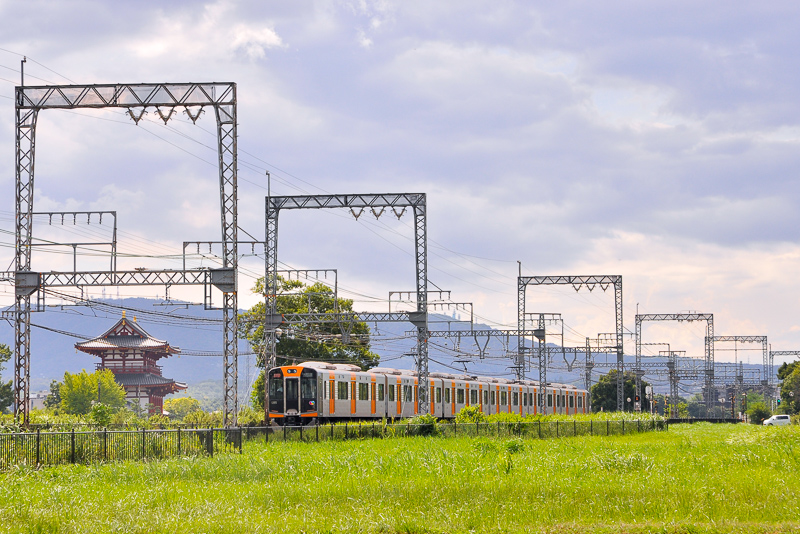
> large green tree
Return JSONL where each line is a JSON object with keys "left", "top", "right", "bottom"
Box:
{"left": 240, "top": 277, "right": 379, "bottom": 411}
{"left": 590, "top": 369, "right": 651, "bottom": 412}
{"left": 778, "top": 361, "right": 800, "bottom": 414}
{"left": 60, "top": 369, "right": 126, "bottom": 415}
{"left": 238, "top": 277, "right": 379, "bottom": 370}
{"left": 0, "top": 344, "right": 12, "bottom": 414}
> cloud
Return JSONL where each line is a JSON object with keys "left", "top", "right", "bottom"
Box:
{"left": 2, "top": 1, "right": 800, "bottom": 369}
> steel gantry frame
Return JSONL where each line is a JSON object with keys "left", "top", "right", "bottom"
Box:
{"left": 635, "top": 313, "right": 714, "bottom": 415}
{"left": 711, "top": 336, "right": 769, "bottom": 400}
{"left": 264, "top": 193, "right": 430, "bottom": 413}
{"left": 13, "top": 82, "right": 239, "bottom": 426}
{"left": 518, "top": 276, "right": 624, "bottom": 410}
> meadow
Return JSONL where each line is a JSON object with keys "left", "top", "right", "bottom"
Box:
{"left": 0, "top": 422, "right": 798, "bottom": 533}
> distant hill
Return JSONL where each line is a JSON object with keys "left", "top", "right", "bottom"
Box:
{"left": 0, "top": 298, "right": 771, "bottom": 406}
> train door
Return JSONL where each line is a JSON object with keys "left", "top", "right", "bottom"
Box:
{"left": 300, "top": 368, "right": 317, "bottom": 417}
{"left": 285, "top": 377, "right": 300, "bottom": 413}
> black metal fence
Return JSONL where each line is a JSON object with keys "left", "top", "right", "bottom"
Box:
{"left": 0, "top": 427, "right": 243, "bottom": 468}
{"left": 266, "top": 418, "right": 667, "bottom": 443}
{"left": 0, "top": 419, "right": 665, "bottom": 468}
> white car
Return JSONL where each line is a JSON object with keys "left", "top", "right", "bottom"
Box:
{"left": 763, "top": 415, "right": 791, "bottom": 426}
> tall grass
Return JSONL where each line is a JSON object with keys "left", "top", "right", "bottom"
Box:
{"left": 0, "top": 423, "right": 798, "bottom": 533}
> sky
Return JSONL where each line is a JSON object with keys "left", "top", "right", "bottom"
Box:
{"left": 1, "top": 1, "right": 800, "bottom": 374}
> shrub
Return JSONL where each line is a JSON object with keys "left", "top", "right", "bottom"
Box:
{"left": 408, "top": 413, "right": 440, "bottom": 436}
{"left": 88, "top": 403, "right": 114, "bottom": 427}
{"left": 455, "top": 405, "right": 486, "bottom": 424}
{"left": 747, "top": 402, "right": 771, "bottom": 425}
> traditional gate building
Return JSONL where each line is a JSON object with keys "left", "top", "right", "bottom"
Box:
{"left": 75, "top": 312, "right": 186, "bottom": 413}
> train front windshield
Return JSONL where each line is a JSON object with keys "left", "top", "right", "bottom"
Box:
{"left": 269, "top": 369, "right": 284, "bottom": 413}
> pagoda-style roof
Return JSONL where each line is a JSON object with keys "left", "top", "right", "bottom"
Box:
{"left": 75, "top": 314, "right": 180, "bottom": 356}
{"left": 113, "top": 373, "right": 187, "bottom": 389}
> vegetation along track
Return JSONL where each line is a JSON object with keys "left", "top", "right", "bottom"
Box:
{"left": 1, "top": 422, "right": 799, "bottom": 533}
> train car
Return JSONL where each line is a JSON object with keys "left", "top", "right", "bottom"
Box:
{"left": 266, "top": 361, "right": 590, "bottom": 425}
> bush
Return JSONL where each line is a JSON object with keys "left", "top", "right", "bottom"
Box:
{"left": 455, "top": 405, "right": 486, "bottom": 424}
{"left": 88, "top": 403, "right": 114, "bottom": 427}
{"left": 408, "top": 413, "right": 440, "bottom": 436}
{"left": 747, "top": 402, "right": 771, "bottom": 425}
{"left": 163, "top": 397, "right": 201, "bottom": 420}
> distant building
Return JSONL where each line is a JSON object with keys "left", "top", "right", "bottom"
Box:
{"left": 28, "top": 391, "right": 47, "bottom": 411}
{"left": 75, "top": 312, "right": 187, "bottom": 413}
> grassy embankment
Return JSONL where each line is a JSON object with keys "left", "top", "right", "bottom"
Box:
{"left": 1, "top": 422, "right": 798, "bottom": 533}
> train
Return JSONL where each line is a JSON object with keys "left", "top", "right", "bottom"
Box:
{"left": 267, "top": 361, "right": 590, "bottom": 425}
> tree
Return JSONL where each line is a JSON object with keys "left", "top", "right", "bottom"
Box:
{"left": 60, "top": 369, "right": 126, "bottom": 415}
{"left": 44, "top": 380, "right": 62, "bottom": 409}
{"left": 163, "top": 397, "right": 202, "bottom": 420}
{"left": 778, "top": 361, "right": 800, "bottom": 415}
{"left": 590, "top": 370, "right": 651, "bottom": 412}
{"left": 0, "top": 344, "right": 12, "bottom": 414}
{"left": 239, "top": 277, "right": 380, "bottom": 370}
{"left": 250, "top": 370, "right": 266, "bottom": 411}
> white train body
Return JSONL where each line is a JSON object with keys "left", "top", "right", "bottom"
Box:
{"left": 267, "top": 362, "right": 589, "bottom": 425}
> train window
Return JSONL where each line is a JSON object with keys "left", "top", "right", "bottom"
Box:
{"left": 444, "top": 387, "right": 450, "bottom": 403}
{"left": 403, "top": 385, "right": 413, "bottom": 402}
{"left": 483, "top": 390, "right": 488, "bottom": 405}
{"left": 512, "top": 392, "right": 518, "bottom": 406}
{"left": 569, "top": 395, "right": 574, "bottom": 408}
{"left": 457, "top": 389, "right": 465, "bottom": 404}
{"left": 529, "top": 393, "right": 534, "bottom": 406}
{"left": 491, "top": 391, "right": 495, "bottom": 405}
{"left": 538, "top": 394, "right": 543, "bottom": 406}
{"left": 359, "top": 383, "right": 369, "bottom": 401}
{"left": 388, "top": 384, "right": 395, "bottom": 402}
{"left": 522, "top": 392, "right": 527, "bottom": 407}
{"left": 436, "top": 388, "right": 441, "bottom": 403}
{"left": 337, "top": 381, "right": 348, "bottom": 400}
{"left": 547, "top": 394, "right": 552, "bottom": 407}
{"left": 378, "top": 384, "right": 385, "bottom": 401}
{"left": 500, "top": 391, "right": 507, "bottom": 406}
{"left": 470, "top": 390, "right": 478, "bottom": 404}
{"left": 578, "top": 396, "right": 582, "bottom": 408}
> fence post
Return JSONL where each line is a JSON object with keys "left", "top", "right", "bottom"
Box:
{"left": 638, "top": 419, "right": 641, "bottom": 433}
{"left": 284, "top": 424, "right": 287, "bottom": 442}
{"left": 622, "top": 419, "right": 625, "bottom": 435}
{"left": 345, "top": 422, "right": 348, "bottom": 440}
{"left": 177, "top": 427, "right": 181, "bottom": 455}
{"left": 454, "top": 421, "right": 457, "bottom": 436}
{"left": 607, "top": 420, "right": 609, "bottom": 436}
{"left": 142, "top": 428, "right": 146, "bottom": 460}
{"left": 300, "top": 424, "right": 303, "bottom": 442}
{"left": 476, "top": 421, "right": 479, "bottom": 436}
{"left": 556, "top": 421, "right": 559, "bottom": 438}
{"left": 36, "top": 428, "right": 40, "bottom": 466}
{"left": 239, "top": 428, "right": 243, "bottom": 454}
{"left": 331, "top": 422, "right": 334, "bottom": 440}
{"left": 317, "top": 424, "right": 320, "bottom": 443}
{"left": 208, "top": 429, "right": 214, "bottom": 457}
{"left": 71, "top": 428, "right": 76, "bottom": 464}
{"left": 538, "top": 420, "right": 541, "bottom": 439}
{"left": 574, "top": 420, "right": 576, "bottom": 436}
{"left": 103, "top": 428, "right": 107, "bottom": 462}
{"left": 590, "top": 420, "right": 593, "bottom": 436}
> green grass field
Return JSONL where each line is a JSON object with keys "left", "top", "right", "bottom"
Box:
{"left": 1, "top": 422, "right": 798, "bottom": 533}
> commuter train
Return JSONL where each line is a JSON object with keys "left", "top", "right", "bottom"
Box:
{"left": 267, "top": 361, "right": 590, "bottom": 425}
